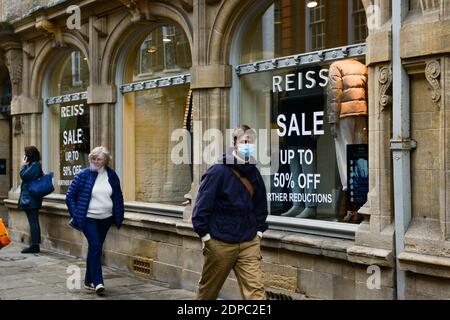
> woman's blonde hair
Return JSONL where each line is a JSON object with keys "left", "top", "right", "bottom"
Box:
{"left": 88, "top": 146, "right": 112, "bottom": 166}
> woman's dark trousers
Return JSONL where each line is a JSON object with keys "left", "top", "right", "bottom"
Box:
{"left": 83, "top": 217, "right": 112, "bottom": 287}
{"left": 25, "top": 209, "right": 41, "bottom": 246}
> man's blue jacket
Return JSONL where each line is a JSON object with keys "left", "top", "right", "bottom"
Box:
{"left": 192, "top": 153, "right": 269, "bottom": 243}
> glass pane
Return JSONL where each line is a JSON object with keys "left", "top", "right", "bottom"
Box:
{"left": 47, "top": 50, "right": 90, "bottom": 193}
{"left": 239, "top": 58, "right": 368, "bottom": 223}
{"left": 241, "top": 0, "right": 369, "bottom": 63}
{"left": 50, "top": 50, "right": 89, "bottom": 96}
{"left": 123, "top": 84, "right": 192, "bottom": 204}
{"left": 129, "top": 24, "right": 192, "bottom": 82}
{"left": 58, "top": 100, "right": 90, "bottom": 194}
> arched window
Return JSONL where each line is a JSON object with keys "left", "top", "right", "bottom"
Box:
{"left": 120, "top": 23, "right": 192, "bottom": 206}
{"left": 233, "top": 0, "right": 368, "bottom": 229}
{"left": 44, "top": 49, "right": 90, "bottom": 194}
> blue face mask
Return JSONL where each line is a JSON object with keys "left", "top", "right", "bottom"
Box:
{"left": 237, "top": 143, "right": 256, "bottom": 158}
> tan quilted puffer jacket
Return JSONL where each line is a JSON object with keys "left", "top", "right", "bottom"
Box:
{"left": 327, "top": 59, "right": 368, "bottom": 124}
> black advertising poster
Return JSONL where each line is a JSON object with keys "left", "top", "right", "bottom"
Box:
{"left": 59, "top": 100, "right": 90, "bottom": 193}
{"left": 346, "top": 144, "right": 368, "bottom": 208}
{"left": 269, "top": 65, "right": 330, "bottom": 216}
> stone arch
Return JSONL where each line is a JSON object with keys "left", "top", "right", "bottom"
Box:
{"left": 100, "top": 2, "right": 193, "bottom": 85}
{"left": 30, "top": 32, "right": 89, "bottom": 98}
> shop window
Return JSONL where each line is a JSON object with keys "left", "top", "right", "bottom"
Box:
{"left": 309, "top": 0, "right": 325, "bottom": 50}
{"left": 351, "top": 0, "right": 368, "bottom": 43}
{"left": 235, "top": 0, "right": 368, "bottom": 224}
{"left": 134, "top": 24, "right": 191, "bottom": 80}
{"left": 121, "top": 23, "right": 192, "bottom": 205}
{"left": 45, "top": 49, "right": 90, "bottom": 194}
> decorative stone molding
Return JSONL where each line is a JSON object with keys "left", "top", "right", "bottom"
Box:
{"left": 178, "top": 0, "right": 193, "bottom": 11}
{"left": 378, "top": 65, "right": 392, "bottom": 111}
{"left": 46, "top": 92, "right": 87, "bottom": 105}
{"left": 93, "top": 17, "right": 108, "bottom": 37}
{"left": 23, "top": 41, "right": 35, "bottom": 59}
{"left": 425, "top": 59, "right": 441, "bottom": 109}
{"left": 35, "top": 17, "right": 64, "bottom": 47}
{"left": 77, "top": 24, "right": 90, "bottom": 42}
{"left": 236, "top": 44, "right": 365, "bottom": 76}
{"left": 13, "top": 116, "right": 23, "bottom": 137}
{"left": 120, "top": 74, "right": 191, "bottom": 93}
{"left": 399, "top": 251, "right": 450, "bottom": 279}
{"left": 419, "top": 0, "right": 444, "bottom": 16}
{"left": 347, "top": 245, "right": 395, "bottom": 267}
{"left": 119, "top": 0, "right": 156, "bottom": 23}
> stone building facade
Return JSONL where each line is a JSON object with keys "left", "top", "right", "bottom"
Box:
{"left": 0, "top": 0, "right": 449, "bottom": 299}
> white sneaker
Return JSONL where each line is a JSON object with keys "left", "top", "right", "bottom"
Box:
{"left": 84, "top": 283, "right": 95, "bottom": 291}
{"left": 95, "top": 284, "right": 105, "bottom": 294}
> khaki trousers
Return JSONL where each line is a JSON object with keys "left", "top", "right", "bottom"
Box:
{"left": 197, "top": 236, "right": 266, "bottom": 300}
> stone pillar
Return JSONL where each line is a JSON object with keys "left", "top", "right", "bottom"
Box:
{"left": 347, "top": 0, "right": 395, "bottom": 267}
{"left": 87, "top": 16, "right": 116, "bottom": 163}
{"left": 184, "top": 0, "right": 231, "bottom": 222}
{"left": 0, "top": 31, "right": 30, "bottom": 193}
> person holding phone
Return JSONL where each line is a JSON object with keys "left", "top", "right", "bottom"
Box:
{"left": 18, "top": 146, "right": 44, "bottom": 254}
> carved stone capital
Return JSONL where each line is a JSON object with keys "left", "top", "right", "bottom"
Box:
{"left": 35, "top": 17, "right": 65, "bottom": 47}
{"left": 425, "top": 59, "right": 441, "bottom": 109}
{"left": 4, "top": 49, "right": 23, "bottom": 96}
{"left": 119, "top": 0, "right": 156, "bottom": 23}
{"left": 378, "top": 65, "right": 392, "bottom": 111}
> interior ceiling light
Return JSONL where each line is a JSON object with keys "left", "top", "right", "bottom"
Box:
{"left": 147, "top": 45, "right": 157, "bottom": 53}
{"left": 163, "top": 38, "right": 172, "bottom": 43}
{"left": 307, "top": 1, "right": 318, "bottom": 8}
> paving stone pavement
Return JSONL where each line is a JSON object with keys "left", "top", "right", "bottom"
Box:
{"left": 0, "top": 242, "right": 196, "bottom": 300}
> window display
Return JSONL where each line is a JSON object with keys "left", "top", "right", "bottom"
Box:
{"left": 46, "top": 50, "right": 90, "bottom": 193}
{"left": 237, "top": 0, "right": 368, "bottom": 223}
{"left": 121, "top": 24, "right": 192, "bottom": 205}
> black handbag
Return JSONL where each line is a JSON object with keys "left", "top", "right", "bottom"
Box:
{"left": 27, "top": 172, "right": 55, "bottom": 198}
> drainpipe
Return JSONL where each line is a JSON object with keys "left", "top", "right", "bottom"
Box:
{"left": 390, "top": 0, "right": 416, "bottom": 300}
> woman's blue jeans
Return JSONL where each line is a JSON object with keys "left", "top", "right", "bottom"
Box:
{"left": 83, "top": 217, "right": 113, "bottom": 287}
{"left": 25, "top": 209, "right": 41, "bottom": 246}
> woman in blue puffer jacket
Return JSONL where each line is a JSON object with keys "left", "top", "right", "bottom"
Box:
{"left": 66, "top": 146, "right": 124, "bottom": 295}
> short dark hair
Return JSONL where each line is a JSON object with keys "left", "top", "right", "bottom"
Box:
{"left": 24, "top": 146, "right": 41, "bottom": 163}
{"left": 232, "top": 124, "right": 256, "bottom": 144}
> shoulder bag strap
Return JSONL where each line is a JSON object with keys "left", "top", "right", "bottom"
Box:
{"left": 228, "top": 166, "right": 255, "bottom": 198}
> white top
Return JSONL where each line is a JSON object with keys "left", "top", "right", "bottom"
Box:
{"left": 87, "top": 167, "right": 113, "bottom": 219}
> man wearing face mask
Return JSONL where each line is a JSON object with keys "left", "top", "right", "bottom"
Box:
{"left": 192, "top": 125, "right": 268, "bottom": 300}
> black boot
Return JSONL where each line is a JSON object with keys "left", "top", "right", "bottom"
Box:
{"left": 21, "top": 245, "right": 40, "bottom": 254}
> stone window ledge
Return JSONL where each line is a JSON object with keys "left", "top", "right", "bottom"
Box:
{"left": 399, "top": 251, "right": 450, "bottom": 279}
{"left": 3, "top": 197, "right": 194, "bottom": 237}
{"left": 4, "top": 197, "right": 393, "bottom": 265}
{"left": 347, "top": 245, "right": 394, "bottom": 267}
